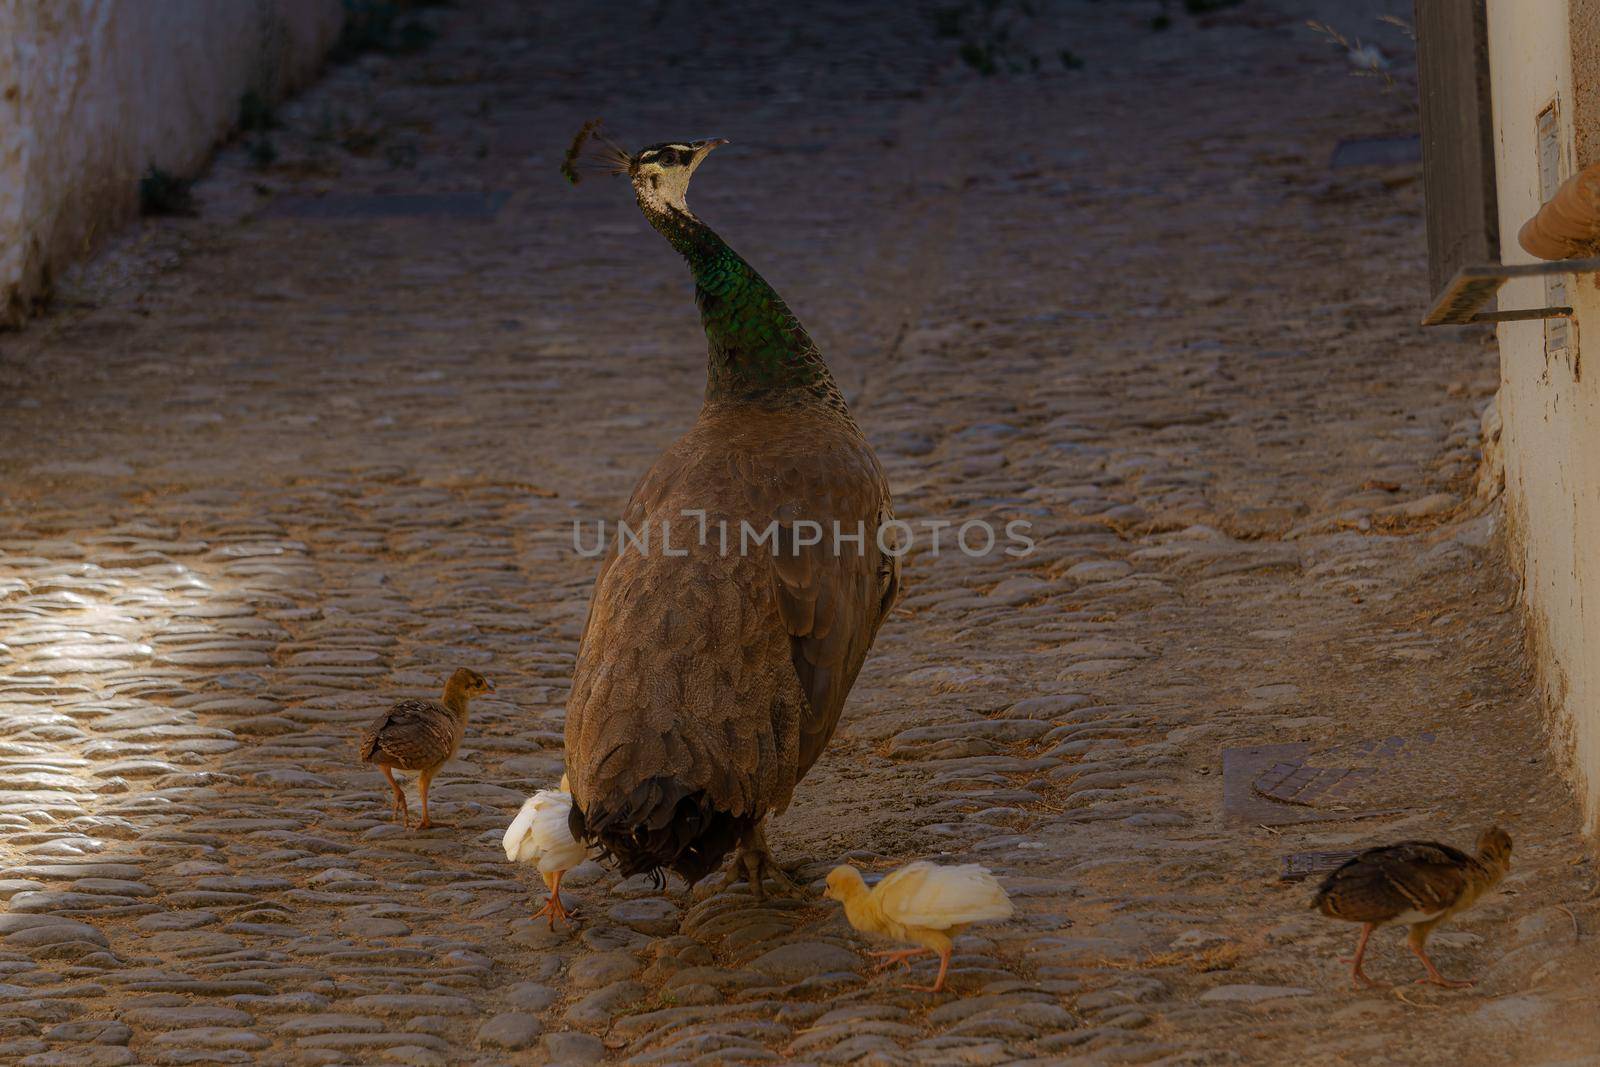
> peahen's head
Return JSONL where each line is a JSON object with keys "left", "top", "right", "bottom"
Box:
{"left": 628, "top": 139, "right": 728, "bottom": 214}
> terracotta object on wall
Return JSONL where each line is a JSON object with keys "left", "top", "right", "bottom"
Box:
{"left": 1519, "top": 162, "right": 1600, "bottom": 259}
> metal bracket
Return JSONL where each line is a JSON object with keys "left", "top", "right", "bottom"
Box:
{"left": 1421, "top": 256, "right": 1600, "bottom": 326}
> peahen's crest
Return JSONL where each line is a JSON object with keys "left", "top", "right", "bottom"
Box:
{"left": 561, "top": 119, "right": 632, "bottom": 184}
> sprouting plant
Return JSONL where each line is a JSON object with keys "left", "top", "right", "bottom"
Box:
{"left": 1306, "top": 15, "right": 1419, "bottom": 121}
{"left": 248, "top": 137, "right": 278, "bottom": 170}
{"left": 960, "top": 41, "right": 998, "bottom": 76}
{"left": 1307, "top": 17, "right": 1415, "bottom": 98}
{"left": 937, "top": 0, "right": 1070, "bottom": 78}
{"left": 931, "top": 4, "right": 965, "bottom": 38}
{"left": 561, "top": 118, "right": 604, "bottom": 185}
{"left": 139, "top": 166, "right": 196, "bottom": 217}
{"left": 1376, "top": 14, "right": 1416, "bottom": 40}
{"left": 331, "top": 0, "right": 437, "bottom": 62}
{"left": 239, "top": 89, "right": 278, "bottom": 132}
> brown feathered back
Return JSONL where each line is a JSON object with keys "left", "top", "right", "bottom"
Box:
{"left": 358, "top": 669, "right": 489, "bottom": 771}
{"left": 565, "top": 403, "right": 897, "bottom": 879}
{"left": 359, "top": 699, "right": 462, "bottom": 770}
{"left": 1311, "top": 828, "right": 1511, "bottom": 925}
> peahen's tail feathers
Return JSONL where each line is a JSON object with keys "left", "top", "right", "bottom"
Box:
{"left": 569, "top": 776, "right": 750, "bottom": 885}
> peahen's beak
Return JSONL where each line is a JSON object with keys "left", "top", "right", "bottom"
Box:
{"left": 687, "top": 139, "right": 726, "bottom": 176}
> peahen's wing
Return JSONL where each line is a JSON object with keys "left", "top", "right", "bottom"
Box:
{"left": 877, "top": 862, "right": 1015, "bottom": 928}
{"left": 768, "top": 467, "right": 899, "bottom": 782}
{"left": 566, "top": 439, "right": 808, "bottom": 827}
{"left": 565, "top": 408, "right": 895, "bottom": 831}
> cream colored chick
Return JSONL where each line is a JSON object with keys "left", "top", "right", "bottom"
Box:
{"left": 825, "top": 861, "right": 1014, "bottom": 993}
{"left": 503, "top": 774, "right": 586, "bottom": 928}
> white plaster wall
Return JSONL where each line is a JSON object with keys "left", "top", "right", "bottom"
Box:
{"left": 0, "top": 0, "right": 342, "bottom": 324}
{"left": 1486, "top": 0, "right": 1600, "bottom": 828}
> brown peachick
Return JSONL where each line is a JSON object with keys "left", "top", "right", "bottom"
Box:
{"left": 1311, "top": 826, "right": 1512, "bottom": 989}
{"left": 359, "top": 668, "right": 494, "bottom": 829}
{"left": 563, "top": 134, "right": 900, "bottom": 896}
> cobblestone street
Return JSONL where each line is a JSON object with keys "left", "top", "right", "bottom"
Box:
{"left": 3, "top": 2, "right": 1599, "bottom": 1064}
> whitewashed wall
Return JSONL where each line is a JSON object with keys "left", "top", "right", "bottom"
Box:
{"left": 1485, "top": 0, "right": 1600, "bottom": 828}
{"left": 0, "top": 0, "right": 342, "bottom": 324}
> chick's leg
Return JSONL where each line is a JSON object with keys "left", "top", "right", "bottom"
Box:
{"left": 380, "top": 765, "right": 410, "bottom": 828}
{"left": 868, "top": 948, "right": 928, "bottom": 973}
{"left": 721, "top": 820, "right": 800, "bottom": 900}
{"left": 901, "top": 937, "right": 954, "bottom": 994}
{"left": 1408, "top": 923, "right": 1473, "bottom": 988}
{"left": 416, "top": 765, "right": 447, "bottom": 829}
{"left": 533, "top": 870, "right": 575, "bottom": 930}
{"left": 1344, "top": 923, "right": 1383, "bottom": 989}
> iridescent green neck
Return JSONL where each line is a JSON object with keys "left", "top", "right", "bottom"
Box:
{"left": 639, "top": 200, "right": 849, "bottom": 413}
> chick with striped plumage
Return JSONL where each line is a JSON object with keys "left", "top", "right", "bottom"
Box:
{"left": 503, "top": 775, "right": 587, "bottom": 929}
{"left": 1311, "top": 826, "right": 1512, "bottom": 989}
{"left": 359, "top": 668, "right": 493, "bottom": 829}
{"left": 825, "top": 861, "right": 1015, "bottom": 993}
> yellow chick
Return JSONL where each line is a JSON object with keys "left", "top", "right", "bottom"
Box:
{"left": 503, "top": 774, "right": 587, "bottom": 928}
{"left": 825, "top": 861, "right": 1014, "bottom": 993}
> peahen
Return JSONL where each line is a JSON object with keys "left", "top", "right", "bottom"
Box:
{"left": 563, "top": 134, "right": 901, "bottom": 897}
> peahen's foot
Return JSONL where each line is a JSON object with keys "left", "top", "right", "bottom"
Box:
{"left": 719, "top": 825, "right": 801, "bottom": 901}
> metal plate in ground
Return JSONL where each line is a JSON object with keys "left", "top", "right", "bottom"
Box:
{"left": 1280, "top": 849, "right": 1362, "bottom": 882}
{"left": 1223, "top": 743, "right": 1325, "bottom": 826}
{"left": 1254, "top": 732, "right": 1437, "bottom": 809}
{"left": 1223, "top": 740, "right": 1402, "bottom": 826}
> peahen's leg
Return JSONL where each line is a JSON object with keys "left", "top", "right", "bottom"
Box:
{"left": 720, "top": 820, "right": 800, "bottom": 900}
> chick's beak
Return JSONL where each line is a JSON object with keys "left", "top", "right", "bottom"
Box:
{"left": 483, "top": 678, "right": 496, "bottom": 693}
{"left": 694, "top": 138, "right": 729, "bottom": 156}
